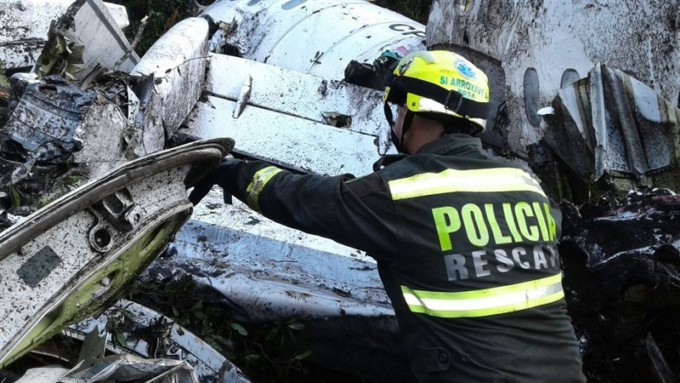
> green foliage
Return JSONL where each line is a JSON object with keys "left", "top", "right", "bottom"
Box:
{"left": 35, "top": 22, "right": 85, "bottom": 79}
{"left": 115, "top": 0, "right": 431, "bottom": 56}
{"left": 0, "top": 61, "right": 9, "bottom": 89}
{"left": 374, "top": 0, "right": 432, "bottom": 24}
{"left": 115, "top": 1, "right": 432, "bottom": 380}
{"left": 8, "top": 185, "right": 23, "bottom": 208}
{"left": 117, "top": 0, "right": 197, "bottom": 55}
{"left": 108, "top": 315, "right": 128, "bottom": 348}
{"left": 128, "top": 276, "right": 320, "bottom": 382}
{"left": 35, "top": 196, "right": 56, "bottom": 209}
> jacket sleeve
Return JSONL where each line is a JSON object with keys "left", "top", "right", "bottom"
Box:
{"left": 227, "top": 159, "right": 402, "bottom": 261}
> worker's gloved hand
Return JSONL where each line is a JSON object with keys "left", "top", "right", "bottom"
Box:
{"left": 189, "top": 157, "right": 244, "bottom": 205}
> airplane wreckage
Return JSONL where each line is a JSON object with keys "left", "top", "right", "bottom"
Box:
{"left": 0, "top": 0, "right": 679, "bottom": 381}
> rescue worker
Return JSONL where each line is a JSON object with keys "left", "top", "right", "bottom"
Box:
{"left": 190, "top": 50, "right": 586, "bottom": 382}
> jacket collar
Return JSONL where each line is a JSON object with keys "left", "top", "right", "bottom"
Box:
{"left": 373, "top": 134, "right": 484, "bottom": 170}
{"left": 415, "top": 134, "right": 484, "bottom": 156}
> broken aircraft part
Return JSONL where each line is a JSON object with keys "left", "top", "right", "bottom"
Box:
{"left": 560, "top": 189, "right": 680, "bottom": 382}
{"left": 541, "top": 64, "right": 680, "bottom": 200}
{"left": 2, "top": 0, "right": 680, "bottom": 381}
{"left": 130, "top": 16, "right": 209, "bottom": 139}
{"left": 200, "top": 0, "right": 426, "bottom": 80}
{"left": 16, "top": 356, "right": 197, "bottom": 383}
{"left": 0, "top": 138, "right": 233, "bottom": 368}
{"left": 426, "top": 0, "right": 680, "bottom": 158}
{"left": 182, "top": 53, "right": 390, "bottom": 176}
{"left": 34, "top": 0, "right": 139, "bottom": 82}
{"left": 0, "top": 73, "right": 151, "bottom": 223}
{"left": 0, "top": 0, "right": 130, "bottom": 70}
{"left": 142, "top": 196, "right": 413, "bottom": 382}
{"left": 63, "top": 299, "right": 250, "bottom": 383}
{"left": 1, "top": 1, "right": 213, "bottom": 226}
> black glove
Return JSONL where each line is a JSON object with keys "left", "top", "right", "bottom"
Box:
{"left": 189, "top": 157, "right": 244, "bottom": 205}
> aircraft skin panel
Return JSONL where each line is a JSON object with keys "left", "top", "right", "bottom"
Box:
{"left": 205, "top": 53, "right": 387, "bottom": 137}
{"left": 201, "top": 0, "right": 426, "bottom": 79}
{"left": 427, "top": 1, "right": 680, "bottom": 156}
{"left": 185, "top": 95, "right": 381, "bottom": 177}
{"left": 0, "top": 0, "right": 129, "bottom": 69}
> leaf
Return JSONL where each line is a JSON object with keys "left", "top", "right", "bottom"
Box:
{"left": 190, "top": 300, "right": 203, "bottom": 311}
{"left": 0, "top": 61, "right": 8, "bottom": 89}
{"left": 114, "top": 330, "right": 127, "bottom": 347}
{"left": 36, "top": 196, "right": 55, "bottom": 209}
{"left": 121, "top": 309, "right": 136, "bottom": 322}
{"left": 9, "top": 185, "right": 21, "bottom": 208}
{"left": 244, "top": 354, "right": 260, "bottom": 363}
{"left": 293, "top": 350, "right": 312, "bottom": 361}
{"left": 63, "top": 175, "right": 82, "bottom": 186}
{"left": 230, "top": 322, "right": 248, "bottom": 336}
{"left": 287, "top": 322, "right": 305, "bottom": 331}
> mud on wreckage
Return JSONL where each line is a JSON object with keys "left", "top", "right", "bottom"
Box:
{"left": 0, "top": 0, "right": 412, "bottom": 381}
{"left": 2, "top": 0, "right": 680, "bottom": 382}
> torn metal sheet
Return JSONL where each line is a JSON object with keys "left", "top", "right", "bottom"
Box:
{"left": 541, "top": 64, "right": 680, "bottom": 196}
{"left": 0, "top": 139, "right": 233, "bottom": 368}
{"left": 200, "top": 0, "right": 426, "bottom": 80}
{"left": 34, "top": 0, "right": 139, "bottom": 81}
{"left": 14, "top": 367, "right": 71, "bottom": 383}
{"left": 559, "top": 188, "right": 680, "bottom": 382}
{"left": 16, "top": 356, "right": 196, "bottom": 383}
{"left": 142, "top": 194, "right": 412, "bottom": 382}
{"left": 184, "top": 94, "right": 381, "bottom": 176}
{"left": 204, "top": 54, "right": 387, "bottom": 138}
{"left": 165, "top": 201, "right": 391, "bottom": 321}
{"left": 131, "top": 17, "right": 210, "bottom": 138}
{"left": 2, "top": 76, "right": 94, "bottom": 154}
{"left": 0, "top": 0, "right": 129, "bottom": 70}
{"left": 0, "top": 74, "right": 146, "bottom": 219}
{"left": 67, "top": 299, "right": 250, "bottom": 383}
{"left": 426, "top": 1, "right": 680, "bottom": 157}
{"left": 63, "top": 355, "right": 196, "bottom": 383}
{"left": 182, "top": 53, "right": 391, "bottom": 174}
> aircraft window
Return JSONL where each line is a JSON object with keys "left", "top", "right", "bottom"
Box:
{"left": 282, "top": 0, "right": 307, "bottom": 10}
{"left": 561, "top": 69, "right": 580, "bottom": 88}
{"left": 523, "top": 67, "right": 541, "bottom": 127}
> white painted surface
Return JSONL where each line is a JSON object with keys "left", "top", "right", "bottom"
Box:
{"left": 0, "top": 140, "right": 229, "bottom": 366}
{"left": 201, "top": 0, "right": 426, "bottom": 79}
{"left": 426, "top": 0, "right": 680, "bottom": 155}
{"left": 206, "top": 53, "right": 388, "bottom": 138}
{"left": 69, "top": 299, "right": 249, "bottom": 382}
{"left": 0, "top": 0, "right": 130, "bottom": 69}
{"left": 59, "top": 0, "right": 138, "bottom": 78}
{"left": 158, "top": 191, "right": 390, "bottom": 322}
{"left": 0, "top": 173, "right": 190, "bottom": 363}
{"left": 184, "top": 95, "right": 381, "bottom": 177}
{"left": 132, "top": 17, "right": 210, "bottom": 137}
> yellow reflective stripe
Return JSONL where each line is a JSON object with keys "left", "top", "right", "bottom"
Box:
{"left": 401, "top": 273, "right": 564, "bottom": 318}
{"left": 245, "top": 166, "right": 283, "bottom": 211}
{"left": 388, "top": 167, "right": 546, "bottom": 200}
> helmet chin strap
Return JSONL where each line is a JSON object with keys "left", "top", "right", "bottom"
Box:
{"left": 384, "top": 103, "right": 414, "bottom": 154}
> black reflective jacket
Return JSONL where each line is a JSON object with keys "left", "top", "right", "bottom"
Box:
{"left": 227, "top": 134, "right": 585, "bottom": 382}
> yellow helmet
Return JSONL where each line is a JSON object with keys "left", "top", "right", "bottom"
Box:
{"left": 384, "top": 50, "right": 490, "bottom": 133}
